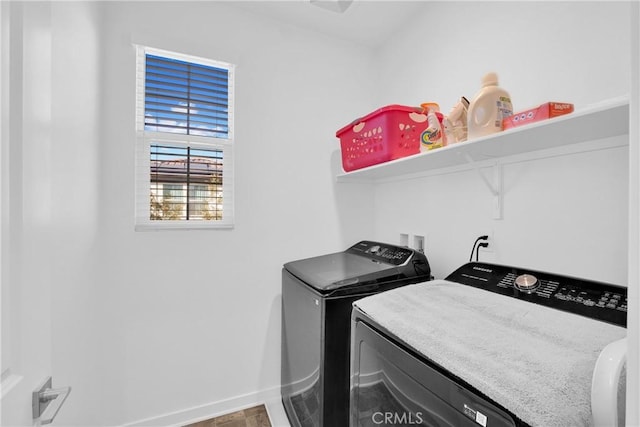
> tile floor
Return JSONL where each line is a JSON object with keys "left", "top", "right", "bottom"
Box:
{"left": 184, "top": 404, "right": 272, "bottom": 427}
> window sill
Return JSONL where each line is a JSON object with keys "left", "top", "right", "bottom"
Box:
{"left": 135, "top": 222, "right": 234, "bottom": 232}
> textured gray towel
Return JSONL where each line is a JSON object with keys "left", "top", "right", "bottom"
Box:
{"left": 354, "top": 280, "right": 627, "bottom": 427}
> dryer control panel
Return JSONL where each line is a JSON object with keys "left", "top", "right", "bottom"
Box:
{"left": 346, "top": 240, "right": 416, "bottom": 266}
{"left": 446, "top": 262, "right": 627, "bottom": 327}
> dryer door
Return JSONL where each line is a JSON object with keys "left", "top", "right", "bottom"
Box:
{"left": 350, "top": 319, "right": 518, "bottom": 427}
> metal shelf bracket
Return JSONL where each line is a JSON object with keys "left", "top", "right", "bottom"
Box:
{"left": 462, "top": 153, "right": 503, "bottom": 220}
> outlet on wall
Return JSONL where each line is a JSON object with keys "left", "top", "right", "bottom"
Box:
{"left": 478, "top": 230, "right": 494, "bottom": 253}
{"left": 399, "top": 233, "right": 426, "bottom": 253}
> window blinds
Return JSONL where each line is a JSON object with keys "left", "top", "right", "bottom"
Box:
{"left": 144, "top": 54, "right": 230, "bottom": 138}
{"left": 150, "top": 144, "right": 224, "bottom": 221}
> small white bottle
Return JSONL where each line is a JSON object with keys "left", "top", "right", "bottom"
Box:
{"left": 467, "top": 72, "right": 513, "bottom": 140}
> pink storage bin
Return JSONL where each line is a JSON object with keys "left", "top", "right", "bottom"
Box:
{"left": 336, "top": 105, "right": 428, "bottom": 172}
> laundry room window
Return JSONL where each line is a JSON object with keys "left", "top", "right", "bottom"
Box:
{"left": 135, "top": 46, "right": 235, "bottom": 230}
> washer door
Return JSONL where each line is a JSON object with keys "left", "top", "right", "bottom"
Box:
{"left": 350, "top": 319, "right": 518, "bottom": 427}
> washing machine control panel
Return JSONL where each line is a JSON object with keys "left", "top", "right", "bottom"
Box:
{"left": 446, "top": 262, "right": 627, "bottom": 327}
{"left": 347, "top": 240, "right": 416, "bottom": 266}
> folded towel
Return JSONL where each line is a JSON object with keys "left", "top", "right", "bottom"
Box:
{"left": 354, "top": 280, "right": 626, "bottom": 427}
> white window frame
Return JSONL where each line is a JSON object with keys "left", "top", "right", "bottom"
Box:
{"left": 134, "top": 45, "right": 235, "bottom": 231}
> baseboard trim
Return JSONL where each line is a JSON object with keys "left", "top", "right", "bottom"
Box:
{"left": 122, "top": 386, "right": 282, "bottom": 427}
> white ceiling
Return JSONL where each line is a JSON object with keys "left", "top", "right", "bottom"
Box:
{"left": 228, "top": 1, "right": 430, "bottom": 48}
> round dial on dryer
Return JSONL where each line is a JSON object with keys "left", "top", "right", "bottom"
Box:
{"left": 514, "top": 274, "right": 539, "bottom": 293}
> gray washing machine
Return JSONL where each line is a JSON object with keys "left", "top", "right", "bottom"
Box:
{"left": 281, "top": 241, "right": 432, "bottom": 427}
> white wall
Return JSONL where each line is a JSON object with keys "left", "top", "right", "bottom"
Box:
{"left": 372, "top": 1, "right": 630, "bottom": 113}
{"left": 368, "top": 1, "right": 631, "bottom": 284}
{"left": 47, "top": 2, "right": 115, "bottom": 425}
{"left": 97, "top": 2, "right": 375, "bottom": 425}
{"left": 372, "top": 141, "right": 629, "bottom": 282}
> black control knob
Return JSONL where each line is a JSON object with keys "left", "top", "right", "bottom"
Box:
{"left": 514, "top": 274, "right": 539, "bottom": 293}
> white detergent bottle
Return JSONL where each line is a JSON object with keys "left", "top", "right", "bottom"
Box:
{"left": 467, "top": 72, "right": 513, "bottom": 140}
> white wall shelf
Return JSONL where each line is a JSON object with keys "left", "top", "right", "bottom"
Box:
{"left": 336, "top": 96, "right": 630, "bottom": 184}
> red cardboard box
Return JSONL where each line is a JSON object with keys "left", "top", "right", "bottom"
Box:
{"left": 502, "top": 102, "right": 574, "bottom": 130}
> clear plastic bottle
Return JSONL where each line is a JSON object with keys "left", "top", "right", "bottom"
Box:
{"left": 467, "top": 73, "right": 513, "bottom": 139}
{"left": 444, "top": 96, "right": 469, "bottom": 144}
{"left": 420, "top": 102, "right": 444, "bottom": 151}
